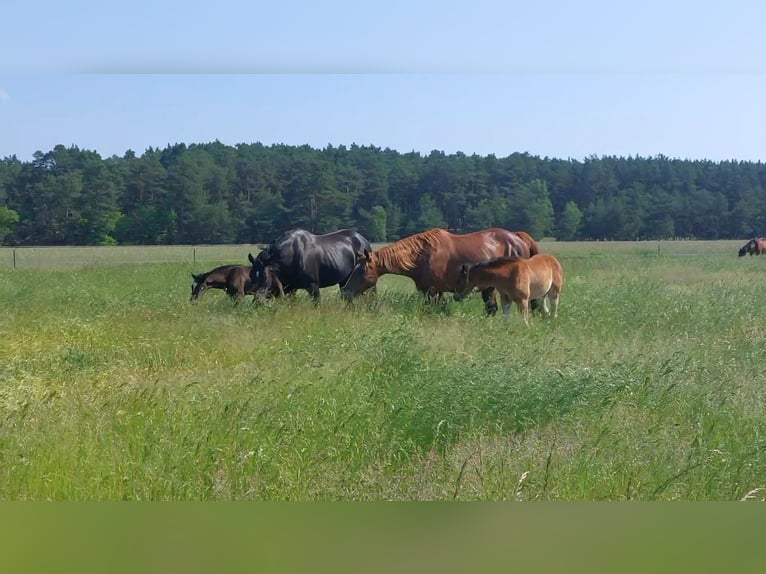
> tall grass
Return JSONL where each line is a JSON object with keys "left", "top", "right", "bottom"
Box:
{"left": 1, "top": 243, "right": 765, "bottom": 499}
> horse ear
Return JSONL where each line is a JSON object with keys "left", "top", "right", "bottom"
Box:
{"left": 248, "top": 252, "right": 255, "bottom": 264}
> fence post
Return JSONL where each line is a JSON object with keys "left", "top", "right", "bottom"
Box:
{"left": 13, "top": 247, "right": 16, "bottom": 269}
{"left": 193, "top": 246, "right": 196, "bottom": 265}
{"left": 657, "top": 240, "right": 661, "bottom": 256}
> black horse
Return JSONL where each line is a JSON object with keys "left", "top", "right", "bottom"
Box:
{"left": 191, "top": 264, "right": 242, "bottom": 301}
{"left": 739, "top": 237, "right": 766, "bottom": 257}
{"left": 248, "top": 228, "right": 372, "bottom": 300}
{"left": 191, "top": 264, "right": 283, "bottom": 301}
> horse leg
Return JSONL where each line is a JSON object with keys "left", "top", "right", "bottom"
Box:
{"left": 519, "top": 298, "right": 531, "bottom": 325}
{"left": 307, "top": 283, "right": 321, "bottom": 303}
{"left": 424, "top": 287, "right": 443, "bottom": 307}
{"left": 539, "top": 295, "right": 551, "bottom": 317}
{"left": 272, "top": 276, "right": 285, "bottom": 298}
{"left": 481, "top": 288, "right": 498, "bottom": 316}
{"left": 530, "top": 298, "right": 540, "bottom": 314}
{"left": 500, "top": 293, "right": 512, "bottom": 317}
{"left": 231, "top": 288, "right": 245, "bottom": 303}
{"left": 549, "top": 290, "right": 560, "bottom": 319}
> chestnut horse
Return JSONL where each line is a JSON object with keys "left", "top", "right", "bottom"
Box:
{"left": 454, "top": 254, "right": 563, "bottom": 324}
{"left": 340, "top": 227, "right": 532, "bottom": 315}
{"left": 738, "top": 238, "right": 766, "bottom": 257}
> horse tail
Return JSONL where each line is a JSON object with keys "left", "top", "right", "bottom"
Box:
{"left": 508, "top": 238, "right": 531, "bottom": 258}
{"left": 516, "top": 231, "right": 540, "bottom": 256}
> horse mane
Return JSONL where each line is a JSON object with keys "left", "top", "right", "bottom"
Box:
{"left": 376, "top": 228, "right": 446, "bottom": 271}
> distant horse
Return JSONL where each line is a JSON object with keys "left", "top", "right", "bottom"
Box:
{"left": 738, "top": 238, "right": 766, "bottom": 257}
{"left": 248, "top": 228, "right": 372, "bottom": 300}
{"left": 340, "top": 227, "right": 532, "bottom": 315}
{"left": 190, "top": 264, "right": 283, "bottom": 301}
{"left": 454, "top": 254, "right": 563, "bottom": 324}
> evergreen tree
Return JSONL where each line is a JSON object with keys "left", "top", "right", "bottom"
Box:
{"left": 0, "top": 206, "right": 19, "bottom": 244}
{"left": 557, "top": 201, "right": 583, "bottom": 240}
{"left": 358, "top": 205, "right": 387, "bottom": 242}
{"left": 505, "top": 179, "right": 554, "bottom": 238}
{"left": 3, "top": 143, "right": 766, "bottom": 245}
{"left": 416, "top": 193, "right": 447, "bottom": 230}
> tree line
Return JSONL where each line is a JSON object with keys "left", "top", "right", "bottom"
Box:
{"left": 1, "top": 141, "right": 765, "bottom": 246}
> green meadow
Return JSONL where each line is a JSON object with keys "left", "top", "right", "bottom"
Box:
{"left": 1, "top": 240, "right": 765, "bottom": 500}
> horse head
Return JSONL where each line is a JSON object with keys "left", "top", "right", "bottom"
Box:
{"left": 341, "top": 249, "right": 377, "bottom": 299}
{"left": 248, "top": 252, "right": 279, "bottom": 296}
{"left": 739, "top": 239, "right": 756, "bottom": 257}
{"left": 452, "top": 264, "right": 474, "bottom": 302}
{"left": 190, "top": 273, "right": 205, "bottom": 301}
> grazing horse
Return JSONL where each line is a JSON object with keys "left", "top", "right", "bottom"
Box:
{"left": 340, "top": 227, "right": 532, "bottom": 315}
{"left": 248, "top": 228, "right": 372, "bottom": 300}
{"left": 738, "top": 238, "right": 766, "bottom": 257}
{"left": 191, "top": 265, "right": 241, "bottom": 301}
{"left": 454, "top": 254, "right": 563, "bottom": 324}
{"left": 190, "top": 264, "right": 283, "bottom": 301}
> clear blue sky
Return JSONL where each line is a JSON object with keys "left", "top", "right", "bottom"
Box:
{"left": 2, "top": 0, "right": 765, "bottom": 162}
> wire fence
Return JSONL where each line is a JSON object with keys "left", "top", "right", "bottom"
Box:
{"left": 541, "top": 239, "right": 745, "bottom": 257}
{"left": 0, "top": 245, "right": 263, "bottom": 270}
{"left": 0, "top": 240, "right": 750, "bottom": 270}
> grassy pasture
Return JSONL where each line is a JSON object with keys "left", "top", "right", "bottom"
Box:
{"left": 0, "top": 239, "right": 747, "bottom": 269}
{"left": 1, "top": 240, "right": 765, "bottom": 500}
